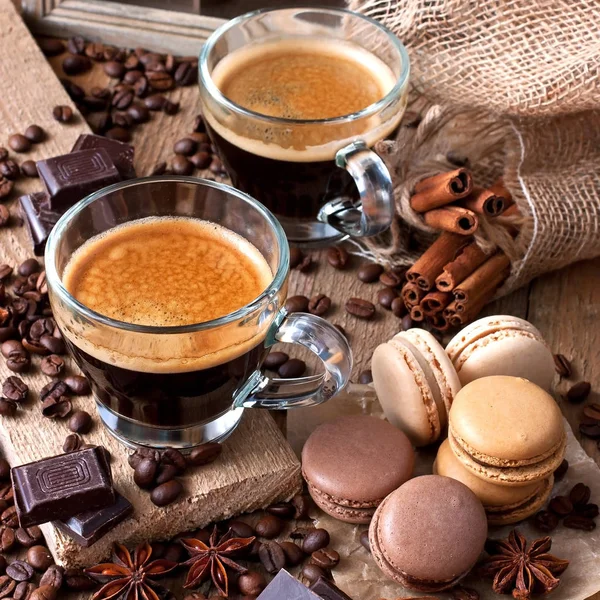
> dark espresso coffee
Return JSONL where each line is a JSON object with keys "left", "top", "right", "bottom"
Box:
{"left": 205, "top": 38, "right": 401, "bottom": 221}
{"left": 60, "top": 217, "right": 273, "bottom": 427}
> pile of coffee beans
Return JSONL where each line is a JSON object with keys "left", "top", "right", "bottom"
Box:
{"left": 263, "top": 351, "right": 307, "bottom": 379}
{"left": 127, "top": 443, "right": 222, "bottom": 507}
{"left": 533, "top": 480, "right": 597, "bottom": 533}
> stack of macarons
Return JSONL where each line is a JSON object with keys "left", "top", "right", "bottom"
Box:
{"left": 302, "top": 415, "right": 414, "bottom": 523}
{"left": 435, "top": 375, "right": 566, "bottom": 524}
{"left": 371, "top": 329, "right": 461, "bottom": 446}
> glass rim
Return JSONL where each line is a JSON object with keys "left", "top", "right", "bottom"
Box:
{"left": 198, "top": 6, "right": 410, "bottom": 126}
{"left": 44, "top": 176, "right": 290, "bottom": 335}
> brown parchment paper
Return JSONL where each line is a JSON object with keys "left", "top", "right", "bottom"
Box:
{"left": 288, "top": 384, "right": 600, "bottom": 600}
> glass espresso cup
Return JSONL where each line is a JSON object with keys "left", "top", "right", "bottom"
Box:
{"left": 199, "top": 7, "right": 410, "bottom": 244}
{"left": 45, "top": 177, "right": 352, "bottom": 449}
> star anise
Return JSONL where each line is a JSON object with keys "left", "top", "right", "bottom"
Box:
{"left": 85, "top": 542, "right": 177, "bottom": 600}
{"left": 479, "top": 529, "right": 570, "bottom": 599}
{"left": 180, "top": 526, "right": 255, "bottom": 596}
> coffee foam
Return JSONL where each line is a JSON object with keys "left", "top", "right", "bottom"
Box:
{"left": 57, "top": 217, "right": 278, "bottom": 373}
{"left": 206, "top": 38, "right": 406, "bottom": 162}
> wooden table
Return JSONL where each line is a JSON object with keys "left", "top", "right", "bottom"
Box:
{"left": 1, "top": 1, "right": 600, "bottom": 597}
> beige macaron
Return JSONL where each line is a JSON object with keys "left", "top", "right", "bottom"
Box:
{"left": 372, "top": 329, "right": 461, "bottom": 446}
{"left": 445, "top": 315, "right": 555, "bottom": 391}
{"left": 434, "top": 439, "right": 553, "bottom": 525}
{"left": 448, "top": 376, "right": 566, "bottom": 486}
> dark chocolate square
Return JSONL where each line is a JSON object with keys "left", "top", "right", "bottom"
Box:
{"left": 71, "top": 134, "right": 136, "bottom": 179}
{"left": 309, "top": 577, "right": 354, "bottom": 600}
{"left": 37, "top": 147, "right": 121, "bottom": 211}
{"left": 12, "top": 446, "right": 115, "bottom": 528}
{"left": 18, "top": 191, "right": 61, "bottom": 256}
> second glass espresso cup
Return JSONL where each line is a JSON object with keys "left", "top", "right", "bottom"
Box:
{"left": 199, "top": 7, "right": 410, "bottom": 244}
{"left": 45, "top": 177, "right": 351, "bottom": 449}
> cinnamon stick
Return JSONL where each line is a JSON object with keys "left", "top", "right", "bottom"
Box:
{"left": 406, "top": 232, "right": 468, "bottom": 290}
{"left": 411, "top": 168, "right": 473, "bottom": 213}
{"left": 427, "top": 314, "right": 450, "bottom": 331}
{"left": 401, "top": 282, "right": 426, "bottom": 307}
{"left": 443, "top": 300, "right": 460, "bottom": 320}
{"left": 423, "top": 206, "right": 479, "bottom": 235}
{"left": 460, "top": 184, "right": 506, "bottom": 217}
{"left": 435, "top": 242, "right": 488, "bottom": 292}
{"left": 453, "top": 253, "right": 511, "bottom": 305}
{"left": 410, "top": 304, "right": 425, "bottom": 322}
{"left": 421, "top": 291, "right": 453, "bottom": 316}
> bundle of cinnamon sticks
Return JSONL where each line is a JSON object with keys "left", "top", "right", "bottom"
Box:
{"left": 402, "top": 169, "right": 517, "bottom": 330}
{"left": 410, "top": 168, "right": 518, "bottom": 235}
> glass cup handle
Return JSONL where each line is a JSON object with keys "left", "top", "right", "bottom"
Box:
{"left": 235, "top": 311, "right": 353, "bottom": 409}
{"left": 317, "top": 140, "right": 395, "bottom": 237}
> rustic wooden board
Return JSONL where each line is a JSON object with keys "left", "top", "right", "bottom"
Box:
{"left": 0, "top": 0, "right": 301, "bottom": 571}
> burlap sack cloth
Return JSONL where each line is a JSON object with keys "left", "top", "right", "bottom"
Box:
{"left": 347, "top": 0, "right": 600, "bottom": 293}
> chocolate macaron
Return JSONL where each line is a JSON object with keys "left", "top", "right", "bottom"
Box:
{"left": 448, "top": 376, "right": 566, "bottom": 486}
{"left": 369, "top": 475, "right": 487, "bottom": 591}
{"left": 372, "top": 329, "right": 461, "bottom": 446}
{"left": 434, "top": 439, "right": 553, "bottom": 525}
{"left": 302, "top": 415, "right": 414, "bottom": 523}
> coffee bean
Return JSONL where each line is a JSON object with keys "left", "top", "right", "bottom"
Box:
{"left": 172, "top": 155, "right": 193, "bottom": 176}
{"left": 307, "top": 294, "right": 331, "bottom": 316}
{"left": 264, "top": 351, "right": 289, "bottom": 371}
{"left": 20, "top": 161, "right": 38, "bottom": 178}
{"left": 8, "top": 134, "right": 31, "bottom": 153}
{"left": 42, "top": 396, "right": 72, "bottom": 419}
{"left": 7, "top": 560, "right": 34, "bottom": 581}
{"left": 576, "top": 503, "right": 599, "bottom": 519}
{"left": 0, "top": 459, "right": 9, "bottom": 481}
{"left": 161, "top": 448, "right": 186, "bottom": 473}
{"left": 23, "top": 125, "right": 45, "bottom": 144}
{"left": 151, "top": 479, "right": 182, "bottom": 506}
{"left": 105, "top": 127, "right": 131, "bottom": 142}
{"left": 62, "top": 54, "right": 91, "bottom": 75}
{"left": 64, "top": 568, "right": 96, "bottom": 590}
{"left": 0, "top": 526, "right": 15, "bottom": 552}
{"left": 187, "top": 442, "right": 222, "bottom": 466}
{"left": 451, "top": 586, "right": 480, "bottom": 600}
{"left": 6, "top": 350, "right": 29, "bottom": 373}
{"left": 301, "top": 529, "right": 330, "bottom": 554}
{"left": 292, "top": 494, "right": 311, "bottom": 519}
{"left": 258, "top": 541, "right": 286, "bottom": 574}
{"left": 553, "top": 354, "right": 572, "bottom": 377}
{"left": 301, "top": 564, "right": 328, "bottom": 584}
{"left": 0, "top": 399, "right": 17, "bottom": 417}
{"left": 549, "top": 495, "right": 573, "bottom": 517}
{"left": 38, "top": 38, "right": 65, "bottom": 57}
{"left": 209, "top": 157, "right": 226, "bottom": 175}
{"left": 3, "top": 376, "right": 28, "bottom": 402}
{"left": 1, "top": 340, "right": 23, "bottom": 359}
{"left": 255, "top": 515, "right": 283, "bottom": 539}
{"left": 583, "top": 403, "right": 600, "bottom": 422}
{"left": 0, "top": 575, "right": 15, "bottom": 597}
{"left": 68, "top": 410, "right": 92, "bottom": 434}
{"left": 155, "top": 463, "right": 177, "bottom": 485}
{"left": 580, "top": 422, "right": 600, "bottom": 438}
{"left": 52, "top": 105, "right": 73, "bottom": 123}
{"left": 15, "top": 527, "right": 43, "bottom": 549}
{"left": 30, "top": 585, "right": 58, "bottom": 600}
{"left": 40, "top": 380, "right": 67, "bottom": 403}
{"left": 174, "top": 138, "right": 197, "bottom": 156}
{"left": 63, "top": 375, "right": 90, "bottom": 395}
{"left": 401, "top": 314, "right": 413, "bottom": 330}
{"left": 311, "top": 548, "right": 340, "bottom": 569}
{"left": 380, "top": 271, "right": 403, "bottom": 287}
{"left": 112, "top": 89, "right": 134, "bottom": 110}
{"left": 39, "top": 334, "right": 64, "bottom": 355}
{"left": 144, "top": 94, "right": 166, "bottom": 111}
{"left": 357, "top": 263, "right": 384, "bottom": 283}
{"left": 278, "top": 359, "right": 306, "bottom": 378}
{"left": 103, "top": 60, "right": 126, "bottom": 78}
{"left": 66, "top": 35, "right": 85, "bottom": 54}
{"left": 1, "top": 505, "right": 18, "bottom": 528}
{"left": 345, "top": 297, "right": 376, "bottom": 319}
{"left": 266, "top": 502, "right": 295, "bottom": 520}
{"left": 14, "top": 581, "right": 36, "bottom": 600}
{"left": 359, "top": 530, "right": 370, "bottom": 551}
{"left": 570, "top": 482, "right": 591, "bottom": 506}
{"left": 567, "top": 381, "right": 591, "bottom": 403}
{"left": 128, "top": 447, "right": 160, "bottom": 469}
{"left": 27, "top": 546, "right": 54, "bottom": 571}
{"left": 134, "top": 458, "right": 158, "bottom": 489}
{"left": 326, "top": 246, "right": 349, "bottom": 269}
{"left": 289, "top": 247, "right": 304, "bottom": 269}
{"left": 358, "top": 369, "right": 373, "bottom": 384}
{"left": 284, "top": 295, "right": 309, "bottom": 313}
{"left": 189, "top": 151, "right": 211, "bottom": 170}
{"left": 133, "top": 76, "right": 149, "bottom": 98}
{"left": 237, "top": 571, "right": 266, "bottom": 596}
{"left": 554, "top": 459, "right": 569, "bottom": 481}
{"left": 563, "top": 515, "right": 596, "bottom": 531}
{"left": 147, "top": 71, "right": 174, "bottom": 91}
{"left": 39, "top": 565, "right": 63, "bottom": 589}
{"left": 377, "top": 287, "right": 398, "bottom": 310}
{"left": 124, "top": 69, "right": 143, "bottom": 85}
{"left": 277, "top": 541, "right": 303, "bottom": 567}
{"left": 228, "top": 520, "right": 255, "bottom": 538}
{"left": 174, "top": 61, "right": 197, "bottom": 86}
{"left": 63, "top": 433, "right": 82, "bottom": 453}
{"left": 39, "top": 355, "right": 64, "bottom": 378}
{"left": 126, "top": 103, "right": 150, "bottom": 124}
{"left": 0, "top": 159, "right": 19, "bottom": 180}
{"left": 84, "top": 41, "right": 105, "bottom": 60}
